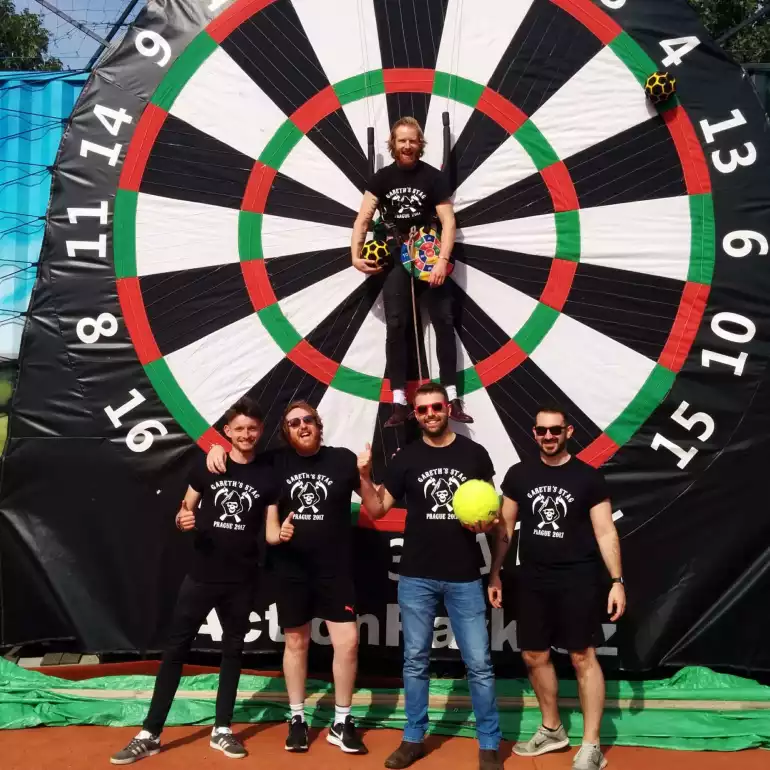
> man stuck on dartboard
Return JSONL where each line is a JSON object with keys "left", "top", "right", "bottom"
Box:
{"left": 351, "top": 116, "right": 473, "bottom": 427}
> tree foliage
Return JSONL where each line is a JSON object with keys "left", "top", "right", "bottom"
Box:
{"left": 690, "top": 0, "right": 770, "bottom": 63}
{"left": 0, "top": 0, "right": 63, "bottom": 71}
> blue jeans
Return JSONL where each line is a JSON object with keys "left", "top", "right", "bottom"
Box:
{"left": 398, "top": 576, "right": 501, "bottom": 750}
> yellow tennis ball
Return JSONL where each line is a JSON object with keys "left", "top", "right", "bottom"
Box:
{"left": 452, "top": 480, "right": 500, "bottom": 525}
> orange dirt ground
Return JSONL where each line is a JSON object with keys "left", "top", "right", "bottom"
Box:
{"left": 0, "top": 724, "right": 766, "bottom": 770}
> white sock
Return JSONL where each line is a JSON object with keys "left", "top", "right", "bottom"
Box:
{"left": 212, "top": 726, "right": 232, "bottom": 736}
{"left": 445, "top": 385, "right": 458, "bottom": 401}
{"left": 393, "top": 389, "right": 407, "bottom": 406}
{"left": 290, "top": 702, "right": 305, "bottom": 722}
{"left": 136, "top": 729, "right": 158, "bottom": 741}
{"left": 582, "top": 741, "right": 599, "bottom": 748}
{"left": 334, "top": 704, "right": 351, "bottom": 725}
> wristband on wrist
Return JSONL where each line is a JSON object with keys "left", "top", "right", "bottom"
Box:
{"left": 611, "top": 576, "right": 624, "bottom": 585}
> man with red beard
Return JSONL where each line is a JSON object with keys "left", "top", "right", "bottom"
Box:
{"left": 351, "top": 116, "right": 473, "bottom": 427}
{"left": 206, "top": 401, "right": 376, "bottom": 756}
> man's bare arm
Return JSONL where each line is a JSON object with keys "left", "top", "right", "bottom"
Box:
{"left": 359, "top": 482, "right": 397, "bottom": 521}
{"left": 590, "top": 499, "right": 622, "bottom": 578}
{"left": 490, "top": 496, "right": 518, "bottom": 577}
{"left": 351, "top": 192, "right": 381, "bottom": 272}
{"left": 435, "top": 201, "right": 456, "bottom": 260}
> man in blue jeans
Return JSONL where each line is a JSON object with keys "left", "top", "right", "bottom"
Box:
{"left": 358, "top": 382, "right": 501, "bottom": 770}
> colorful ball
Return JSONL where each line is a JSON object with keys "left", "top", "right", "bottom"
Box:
{"left": 451, "top": 480, "right": 500, "bottom": 525}
{"left": 644, "top": 71, "right": 676, "bottom": 105}
{"left": 360, "top": 239, "right": 390, "bottom": 268}
{"left": 400, "top": 227, "right": 454, "bottom": 281}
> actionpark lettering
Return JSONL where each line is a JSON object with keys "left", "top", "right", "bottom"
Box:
{"left": 197, "top": 601, "right": 618, "bottom": 657}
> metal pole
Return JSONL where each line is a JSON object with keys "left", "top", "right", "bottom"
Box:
{"left": 85, "top": 0, "right": 143, "bottom": 70}
{"left": 717, "top": 5, "right": 770, "bottom": 45}
{"left": 33, "top": 0, "right": 109, "bottom": 46}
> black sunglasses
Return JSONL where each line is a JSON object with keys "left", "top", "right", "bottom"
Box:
{"left": 415, "top": 401, "right": 446, "bottom": 416}
{"left": 286, "top": 415, "right": 316, "bottom": 429}
{"left": 535, "top": 425, "right": 565, "bottom": 436}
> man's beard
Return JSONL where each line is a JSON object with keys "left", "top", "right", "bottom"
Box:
{"left": 289, "top": 432, "right": 321, "bottom": 454}
{"left": 421, "top": 415, "right": 449, "bottom": 438}
{"left": 540, "top": 436, "right": 567, "bottom": 456}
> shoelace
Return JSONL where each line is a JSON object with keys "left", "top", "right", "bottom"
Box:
{"left": 128, "top": 738, "right": 151, "bottom": 755}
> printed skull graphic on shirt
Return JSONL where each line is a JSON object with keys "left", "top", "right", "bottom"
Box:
{"left": 290, "top": 479, "right": 328, "bottom": 514}
{"left": 423, "top": 475, "right": 461, "bottom": 513}
{"left": 214, "top": 487, "right": 253, "bottom": 523}
{"left": 532, "top": 494, "right": 567, "bottom": 530}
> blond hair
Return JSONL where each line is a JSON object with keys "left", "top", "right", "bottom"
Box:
{"left": 387, "top": 116, "right": 426, "bottom": 159}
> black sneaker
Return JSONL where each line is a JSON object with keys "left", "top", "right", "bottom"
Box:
{"left": 210, "top": 730, "right": 247, "bottom": 759}
{"left": 285, "top": 715, "right": 309, "bottom": 752}
{"left": 110, "top": 733, "right": 161, "bottom": 765}
{"left": 327, "top": 715, "right": 368, "bottom": 754}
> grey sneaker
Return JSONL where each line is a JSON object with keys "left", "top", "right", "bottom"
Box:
{"left": 572, "top": 744, "right": 607, "bottom": 769}
{"left": 513, "top": 724, "right": 570, "bottom": 757}
{"left": 110, "top": 733, "right": 161, "bottom": 764}
{"left": 210, "top": 729, "right": 247, "bottom": 758}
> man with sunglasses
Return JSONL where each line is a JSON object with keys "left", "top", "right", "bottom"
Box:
{"left": 358, "top": 383, "right": 502, "bottom": 770}
{"left": 206, "top": 401, "right": 374, "bottom": 756}
{"left": 488, "top": 405, "right": 626, "bottom": 770}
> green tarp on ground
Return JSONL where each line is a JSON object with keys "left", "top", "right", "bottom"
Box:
{"left": 1, "top": 658, "right": 769, "bottom": 751}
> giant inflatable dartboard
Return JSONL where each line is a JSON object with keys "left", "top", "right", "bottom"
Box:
{"left": 15, "top": 0, "right": 770, "bottom": 663}
{"left": 54, "top": 0, "right": 770, "bottom": 507}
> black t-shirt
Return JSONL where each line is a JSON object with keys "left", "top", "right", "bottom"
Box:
{"left": 501, "top": 457, "right": 610, "bottom": 581}
{"left": 270, "top": 446, "right": 360, "bottom": 578}
{"left": 383, "top": 434, "right": 495, "bottom": 582}
{"left": 188, "top": 454, "right": 278, "bottom": 584}
{"left": 368, "top": 160, "right": 451, "bottom": 234}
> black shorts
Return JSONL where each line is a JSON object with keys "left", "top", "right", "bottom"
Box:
{"left": 274, "top": 571, "right": 357, "bottom": 629}
{"left": 515, "top": 573, "right": 605, "bottom": 652}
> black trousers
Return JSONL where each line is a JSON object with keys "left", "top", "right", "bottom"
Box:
{"left": 143, "top": 576, "right": 253, "bottom": 735}
{"left": 381, "top": 261, "right": 457, "bottom": 392}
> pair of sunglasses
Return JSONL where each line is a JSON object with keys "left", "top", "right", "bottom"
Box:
{"left": 416, "top": 401, "right": 446, "bottom": 416}
{"left": 286, "top": 415, "right": 316, "bottom": 429}
{"left": 535, "top": 425, "right": 565, "bottom": 436}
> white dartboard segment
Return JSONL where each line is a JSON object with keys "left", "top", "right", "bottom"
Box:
{"left": 339, "top": 289, "right": 388, "bottom": 378}
{"left": 164, "top": 313, "right": 285, "bottom": 424}
{"left": 579, "top": 196, "right": 692, "bottom": 282}
{"left": 530, "top": 313, "right": 657, "bottom": 431}
{"left": 317, "top": 386, "right": 381, "bottom": 456}
{"left": 260, "top": 214, "right": 353, "bottom": 259}
{"left": 279, "top": 266, "right": 367, "bottom": 340}
{"left": 450, "top": 260, "right": 539, "bottom": 339}
{"left": 423, "top": 0, "right": 536, "bottom": 169}
{"left": 529, "top": 45, "right": 657, "bottom": 163}
{"left": 292, "top": 0, "right": 390, "bottom": 160}
{"left": 281, "top": 136, "right": 363, "bottom": 212}
{"left": 169, "top": 46, "right": 287, "bottom": 161}
{"left": 135, "top": 193, "right": 239, "bottom": 276}
{"left": 453, "top": 135, "right": 539, "bottom": 212}
{"left": 452, "top": 387, "right": 521, "bottom": 491}
{"left": 458, "top": 214, "right": 557, "bottom": 258}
